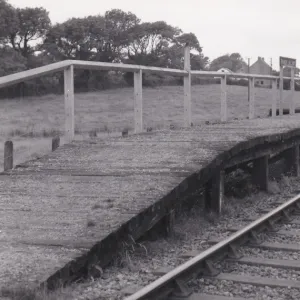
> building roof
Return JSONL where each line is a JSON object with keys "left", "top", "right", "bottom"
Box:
{"left": 217, "top": 68, "right": 233, "bottom": 73}
{"left": 250, "top": 57, "right": 271, "bottom": 69}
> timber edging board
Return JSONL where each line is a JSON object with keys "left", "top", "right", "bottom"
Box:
{"left": 42, "top": 128, "right": 300, "bottom": 289}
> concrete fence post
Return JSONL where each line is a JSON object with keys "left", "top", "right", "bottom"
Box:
{"left": 64, "top": 65, "right": 75, "bottom": 142}
{"left": 279, "top": 66, "right": 284, "bottom": 116}
{"left": 134, "top": 69, "right": 143, "bottom": 133}
{"left": 4, "top": 141, "right": 13, "bottom": 171}
{"left": 184, "top": 46, "right": 192, "bottom": 127}
{"left": 249, "top": 77, "right": 255, "bottom": 119}
{"left": 52, "top": 136, "right": 60, "bottom": 151}
{"left": 290, "top": 68, "right": 295, "bottom": 115}
{"left": 271, "top": 78, "right": 277, "bottom": 118}
{"left": 220, "top": 75, "right": 227, "bottom": 121}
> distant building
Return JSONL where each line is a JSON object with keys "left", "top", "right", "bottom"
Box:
{"left": 214, "top": 68, "right": 233, "bottom": 79}
{"left": 250, "top": 57, "right": 272, "bottom": 88}
{"left": 217, "top": 68, "right": 233, "bottom": 74}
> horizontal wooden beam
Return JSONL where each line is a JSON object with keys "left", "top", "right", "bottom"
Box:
{"left": 72, "top": 60, "right": 188, "bottom": 76}
{"left": 191, "top": 70, "right": 300, "bottom": 81}
{"left": 224, "top": 139, "right": 300, "bottom": 169}
{"left": 0, "top": 60, "right": 71, "bottom": 89}
{"left": 1, "top": 58, "right": 300, "bottom": 90}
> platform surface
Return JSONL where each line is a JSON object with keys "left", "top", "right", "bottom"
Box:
{"left": 2, "top": 115, "right": 300, "bottom": 289}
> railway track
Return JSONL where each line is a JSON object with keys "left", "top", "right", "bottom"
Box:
{"left": 123, "top": 192, "right": 300, "bottom": 300}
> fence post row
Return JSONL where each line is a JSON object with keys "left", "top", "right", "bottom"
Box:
{"left": 220, "top": 75, "right": 227, "bottom": 122}
{"left": 184, "top": 46, "right": 192, "bottom": 127}
{"left": 134, "top": 69, "right": 143, "bottom": 133}
{"left": 64, "top": 65, "right": 75, "bottom": 142}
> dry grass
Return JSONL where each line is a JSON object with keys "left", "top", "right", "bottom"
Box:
{"left": 0, "top": 84, "right": 298, "bottom": 137}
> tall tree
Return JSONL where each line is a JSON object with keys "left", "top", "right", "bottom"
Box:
{"left": 210, "top": 53, "right": 246, "bottom": 72}
{"left": 0, "top": 0, "right": 18, "bottom": 43}
{"left": 7, "top": 7, "right": 51, "bottom": 58}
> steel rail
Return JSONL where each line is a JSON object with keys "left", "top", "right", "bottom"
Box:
{"left": 125, "top": 193, "right": 300, "bottom": 300}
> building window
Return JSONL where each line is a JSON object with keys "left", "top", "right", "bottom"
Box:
{"left": 261, "top": 81, "right": 263, "bottom": 84}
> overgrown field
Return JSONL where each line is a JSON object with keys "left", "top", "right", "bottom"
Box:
{"left": 0, "top": 84, "right": 297, "bottom": 169}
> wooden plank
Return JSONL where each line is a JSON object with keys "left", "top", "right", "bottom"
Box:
{"left": 72, "top": 60, "right": 188, "bottom": 76}
{"left": 272, "top": 79, "right": 277, "bottom": 118}
{"left": 191, "top": 71, "right": 298, "bottom": 81}
{"left": 252, "top": 155, "right": 268, "bottom": 190}
{"left": 249, "top": 77, "right": 255, "bottom": 119}
{"left": 291, "top": 67, "right": 295, "bottom": 115}
{"left": 279, "top": 66, "right": 284, "bottom": 116}
{"left": 0, "top": 60, "right": 70, "bottom": 89}
{"left": 215, "top": 272, "right": 300, "bottom": 289}
{"left": 184, "top": 46, "right": 192, "bottom": 127}
{"left": 187, "top": 294, "right": 252, "bottom": 300}
{"left": 134, "top": 69, "right": 143, "bottom": 133}
{"left": 228, "top": 256, "right": 300, "bottom": 270}
{"left": 64, "top": 65, "right": 75, "bottom": 142}
{"left": 276, "top": 229, "right": 300, "bottom": 236}
{"left": 220, "top": 76, "right": 227, "bottom": 122}
{"left": 251, "top": 242, "right": 300, "bottom": 252}
{"left": 4, "top": 141, "right": 13, "bottom": 171}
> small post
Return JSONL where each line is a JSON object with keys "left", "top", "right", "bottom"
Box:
{"left": 290, "top": 67, "right": 295, "bottom": 115}
{"left": 52, "top": 136, "right": 60, "bottom": 152}
{"left": 4, "top": 141, "right": 13, "bottom": 171}
{"left": 162, "top": 209, "right": 175, "bottom": 237}
{"left": 271, "top": 78, "right": 277, "bottom": 118}
{"left": 284, "top": 146, "right": 300, "bottom": 176}
{"left": 64, "top": 65, "right": 75, "bottom": 142}
{"left": 134, "top": 69, "right": 143, "bottom": 133}
{"left": 184, "top": 45, "right": 192, "bottom": 127}
{"left": 252, "top": 156, "right": 269, "bottom": 191}
{"left": 279, "top": 66, "right": 284, "bottom": 116}
{"left": 205, "top": 169, "right": 224, "bottom": 214}
{"left": 249, "top": 77, "right": 255, "bottom": 119}
{"left": 220, "top": 75, "right": 227, "bottom": 122}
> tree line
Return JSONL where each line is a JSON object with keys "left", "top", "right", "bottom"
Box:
{"left": 0, "top": 0, "right": 212, "bottom": 97}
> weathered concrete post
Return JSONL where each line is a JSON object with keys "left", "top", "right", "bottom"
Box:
{"left": 52, "top": 136, "right": 60, "bottom": 152}
{"left": 271, "top": 78, "right": 277, "bottom": 118}
{"left": 284, "top": 146, "right": 300, "bottom": 176}
{"left": 205, "top": 169, "right": 225, "bottom": 214}
{"left": 249, "top": 77, "right": 255, "bottom": 119}
{"left": 252, "top": 155, "right": 269, "bottom": 191}
{"left": 290, "top": 67, "right": 295, "bottom": 115}
{"left": 4, "top": 141, "right": 13, "bottom": 171}
{"left": 184, "top": 45, "right": 192, "bottom": 127}
{"left": 221, "top": 75, "right": 227, "bottom": 122}
{"left": 64, "top": 65, "right": 75, "bottom": 142}
{"left": 134, "top": 69, "right": 143, "bottom": 133}
{"left": 279, "top": 66, "right": 284, "bottom": 116}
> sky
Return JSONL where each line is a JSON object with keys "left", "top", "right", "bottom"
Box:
{"left": 8, "top": 0, "right": 300, "bottom": 70}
